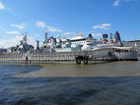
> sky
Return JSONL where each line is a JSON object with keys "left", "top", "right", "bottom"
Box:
{"left": 0, "top": 0, "right": 140, "bottom": 48}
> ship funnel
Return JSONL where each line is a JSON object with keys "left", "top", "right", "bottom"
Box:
{"left": 35, "top": 40, "right": 39, "bottom": 49}
{"left": 88, "top": 34, "right": 93, "bottom": 39}
{"left": 49, "top": 38, "right": 55, "bottom": 52}
{"left": 57, "top": 35, "right": 60, "bottom": 42}
{"left": 51, "top": 38, "right": 54, "bottom": 49}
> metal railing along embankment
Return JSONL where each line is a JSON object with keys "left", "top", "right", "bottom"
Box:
{"left": 0, "top": 49, "right": 110, "bottom": 63}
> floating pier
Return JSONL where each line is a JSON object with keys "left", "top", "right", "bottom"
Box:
{"left": 0, "top": 47, "right": 137, "bottom": 64}
{"left": 0, "top": 49, "right": 110, "bottom": 64}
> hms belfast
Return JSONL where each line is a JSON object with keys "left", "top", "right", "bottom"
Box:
{"left": 0, "top": 31, "right": 138, "bottom": 64}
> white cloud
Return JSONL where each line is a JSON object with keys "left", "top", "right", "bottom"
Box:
{"left": 0, "top": 2, "right": 5, "bottom": 9}
{"left": 0, "top": 36, "right": 35, "bottom": 48}
{"left": 62, "top": 32, "right": 72, "bottom": 35}
{"left": 7, "top": 8, "right": 11, "bottom": 10}
{"left": 92, "top": 33, "right": 102, "bottom": 37}
{"left": 6, "top": 31, "right": 19, "bottom": 34}
{"left": 3, "top": 29, "right": 5, "bottom": 31}
{"left": 113, "top": 0, "right": 120, "bottom": 6}
{"left": 36, "top": 21, "right": 46, "bottom": 28}
{"left": 46, "top": 26, "right": 62, "bottom": 32}
{"left": 27, "top": 36, "right": 36, "bottom": 46}
{"left": 113, "top": 0, "right": 134, "bottom": 6}
{"left": 36, "top": 21, "right": 62, "bottom": 32}
{"left": 35, "top": 35, "right": 40, "bottom": 37}
{"left": 11, "top": 23, "right": 26, "bottom": 29}
{"left": 92, "top": 23, "right": 111, "bottom": 30}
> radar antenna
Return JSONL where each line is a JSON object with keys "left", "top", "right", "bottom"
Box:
{"left": 75, "top": 30, "right": 78, "bottom": 36}
{"left": 21, "top": 32, "right": 28, "bottom": 44}
{"left": 75, "top": 30, "right": 84, "bottom": 37}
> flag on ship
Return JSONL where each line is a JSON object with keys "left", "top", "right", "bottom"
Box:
{"left": 48, "top": 39, "right": 51, "bottom": 43}
{"left": 135, "top": 39, "right": 137, "bottom": 47}
{"left": 20, "top": 57, "right": 24, "bottom": 60}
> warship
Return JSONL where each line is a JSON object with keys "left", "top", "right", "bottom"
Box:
{"left": 0, "top": 31, "right": 138, "bottom": 64}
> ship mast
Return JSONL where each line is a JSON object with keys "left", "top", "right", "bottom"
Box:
{"left": 22, "top": 32, "right": 28, "bottom": 44}
{"left": 75, "top": 30, "right": 84, "bottom": 37}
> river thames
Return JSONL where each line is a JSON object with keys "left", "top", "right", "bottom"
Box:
{"left": 1, "top": 59, "right": 140, "bottom": 105}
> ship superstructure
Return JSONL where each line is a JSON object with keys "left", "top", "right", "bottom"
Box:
{"left": 32, "top": 30, "right": 127, "bottom": 52}
{"left": 7, "top": 32, "right": 34, "bottom": 53}
{"left": 66, "top": 31, "right": 98, "bottom": 45}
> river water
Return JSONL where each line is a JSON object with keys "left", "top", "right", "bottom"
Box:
{"left": 1, "top": 59, "right": 140, "bottom": 105}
